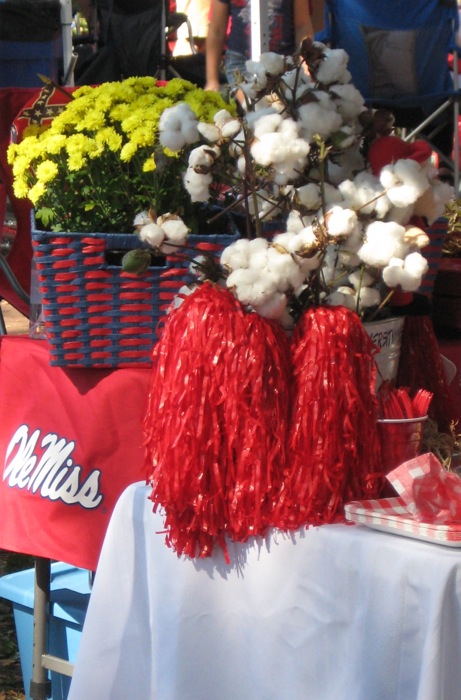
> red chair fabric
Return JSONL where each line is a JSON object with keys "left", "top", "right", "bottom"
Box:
{"left": 0, "top": 336, "right": 151, "bottom": 570}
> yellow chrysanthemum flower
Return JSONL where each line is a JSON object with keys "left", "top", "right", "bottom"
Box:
{"left": 142, "top": 158, "right": 156, "bottom": 173}
{"left": 35, "top": 160, "right": 59, "bottom": 184}
{"left": 28, "top": 181, "right": 46, "bottom": 204}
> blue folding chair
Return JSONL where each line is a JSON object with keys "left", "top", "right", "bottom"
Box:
{"left": 319, "top": 0, "right": 461, "bottom": 192}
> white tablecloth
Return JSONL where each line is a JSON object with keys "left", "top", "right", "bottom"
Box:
{"left": 68, "top": 482, "right": 461, "bottom": 700}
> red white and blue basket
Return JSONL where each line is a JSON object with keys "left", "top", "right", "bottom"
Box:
{"left": 32, "top": 226, "right": 238, "bottom": 369}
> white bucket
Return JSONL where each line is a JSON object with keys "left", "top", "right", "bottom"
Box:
{"left": 364, "top": 316, "right": 405, "bottom": 389}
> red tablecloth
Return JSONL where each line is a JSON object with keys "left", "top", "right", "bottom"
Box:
{"left": 0, "top": 336, "right": 151, "bottom": 570}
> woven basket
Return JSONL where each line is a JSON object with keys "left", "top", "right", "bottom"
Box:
{"left": 32, "top": 226, "right": 238, "bottom": 368}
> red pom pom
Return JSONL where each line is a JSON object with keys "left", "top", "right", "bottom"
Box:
{"left": 274, "top": 305, "right": 384, "bottom": 528}
{"left": 143, "top": 283, "right": 292, "bottom": 560}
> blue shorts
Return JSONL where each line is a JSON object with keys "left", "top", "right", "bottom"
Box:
{"left": 224, "top": 50, "right": 248, "bottom": 84}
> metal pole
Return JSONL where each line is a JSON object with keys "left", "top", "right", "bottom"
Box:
{"left": 60, "top": 0, "right": 75, "bottom": 86}
{"left": 29, "top": 558, "right": 52, "bottom": 700}
{"left": 250, "top": 0, "right": 269, "bottom": 61}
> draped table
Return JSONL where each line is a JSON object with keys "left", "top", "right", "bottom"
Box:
{"left": 68, "top": 481, "right": 461, "bottom": 700}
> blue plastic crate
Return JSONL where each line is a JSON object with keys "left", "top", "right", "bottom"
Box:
{"left": 0, "top": 562, "right": 91, "bottom": 700}
{"left": 0, "top": 38, "right": 62, "bottom": 87}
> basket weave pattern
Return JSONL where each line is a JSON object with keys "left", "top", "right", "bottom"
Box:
{"left": 32, "top": 229, "right": 235, "bottom": 368}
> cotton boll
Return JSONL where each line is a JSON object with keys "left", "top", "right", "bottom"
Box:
{"left": 157, "top": 214, "right": 189, "bottom": 244}
{"left": 348, "top": 269, "right": 375, "bottom": 289}
{"left": 281, "top": 71, "right": 315, "bottom": 102}
{"left": 266, "top": 246, "right": 305, "bottom": 291}
{"left": 236, "top": 154, "right": 246, "bottom": 174}
{"left": 251, "top": 125, "right": 309, "bottom": 169}
{"left": 315, "top": 48, "right": 350, "bottom": 84}
{"left": 246, "top": 247, "right": 270, "bottom": 272}
{"left": 213, "top": 109, "right": 235, "bottom": 130}
{"left": 272, "top": 231, "right": 296, "bottom": 249}
{"left": 226, "top": 266, "right": 260, "bottom": 292}
{"left": 245, "top": 107, "right": 278, "bottom": 130}
{"left": 382, "top": 252, "right": 427, "bottom": 291}
{"left": 188, "top": 144, "right": 220, "bottom": 169}
{"left": 298, "top": 103, "right": 343, "bottom": 141}
{"left": 325, "top": 206, "right": 357, "bottom": 238}
{"left": 221, "top": 119, "right": 241, "bottom": 139}
{"left": 253, "top": 292, "right": 288, "bottom": 320}
{"left": 295, "top": 183, "right": 321, "bottom": 210}
{"left": 287, "top": 225, "right": 318, "bottom": 254}
{"left": 386, "top": 202, "right": 414, "bottom": 226}
{"left": 328, "top": 287, "right": 357, "bottom": 310}
{"left": 228, "top": 267, "right": 279, "bottom": 308}
{"left": 358, "top": 221, "right": 407, "bottom": 267}
{"left": 158, "top": 103, "right": 191, "bottom": 132}
{"left": 398, "top": 269, "right": 424, "bottom": 292}
{"left": 289, "top": 228, "right": 323, "bottom": 272}
{"left": 248, "top": 236, "right": 272, "bottom": 255}
{"left": 382, "top": 257, "right": 404, "bottom": 288}
{"left": 159, "top": 103, "right": 199, "bottom": 151}
{"left": 197, "top": 122, "right": 221, "bottom": 143}
{"left": 260, "top": 52, "right": 286, "bottom": 76}
{"left": 338, "top": 172, "right": 390, "bottom": 219}
{"left": 337, "top": 224, "right": 364, "bottom": 259}
{"left": 321, "top": 246, "right": 344, "bottom": 285}
{"left": 159, "top": 129, "right": 188, "bottom": 152}
{"left": 250, "top": 134, "right": 281, "bottom": 167}
{"left": 380, "top": 159, "right": 430, "bottom": 207}
{"left": 329, "top": 83, "right": 365, "bottom": 119}
{"left": 252, "top": 111, "right": 283, "bottom": 139}
{"left": 133, "top": 210, "right": 151, "bottom": 227}
{"left": 356, "top": 286, "right": 381, "bottom": 309}
{"left": 286, "top": 210, "right": 311, "bottom": 233}
{"left": 323, "top": 182, "right": 344, "bottom": 206}
{"left": 182, "top": 117, "right": 201, "bottom": 145}
{"left": 244, "top": 61, "right": 268, "bottom": 90}
{"left": 183, "top": 168, "right": 212, "bottom": 202}
{"left": 273, "top": 157, "right": 308, "bottom": 185}
{"left": 138, "top": 222, "right": 165, "bottom": 248}
{"left": 280, "top": 117, "right": 301, "bottom": 140}
{"left": 328, "top": 145, "right": 366, "bottom": 186}
{"left": 297, "top": 252, "right": 323, "bottom": 273}
{"left": 220, "top": 239, "right": 253, "bottom": 270}
{"left": 404, "top": 251, "right": 429, "bottom": 279}
{"left": 329, "top": 125, "right": 357, "bottom": 150}
{"left": 188, "top": 255, "right": 207, "bottom": 280}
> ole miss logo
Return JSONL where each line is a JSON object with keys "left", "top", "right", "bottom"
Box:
{"left": 3, "top": 425, "right": 103, "bottom": 510}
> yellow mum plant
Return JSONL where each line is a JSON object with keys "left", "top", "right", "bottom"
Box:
{"left": 7, "top": 76, "right": 234, "bottom": 233}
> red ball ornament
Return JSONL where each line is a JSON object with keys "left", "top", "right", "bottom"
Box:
{"left": 368, "top": 135, "right": 432, "bottom": 176}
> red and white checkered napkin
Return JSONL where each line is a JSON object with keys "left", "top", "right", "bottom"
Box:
{"left": 344, "top": 497, "right": 461, "bottom": 545}
{"left": 345, "top": 454, "right": 461, "bottom": 546}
